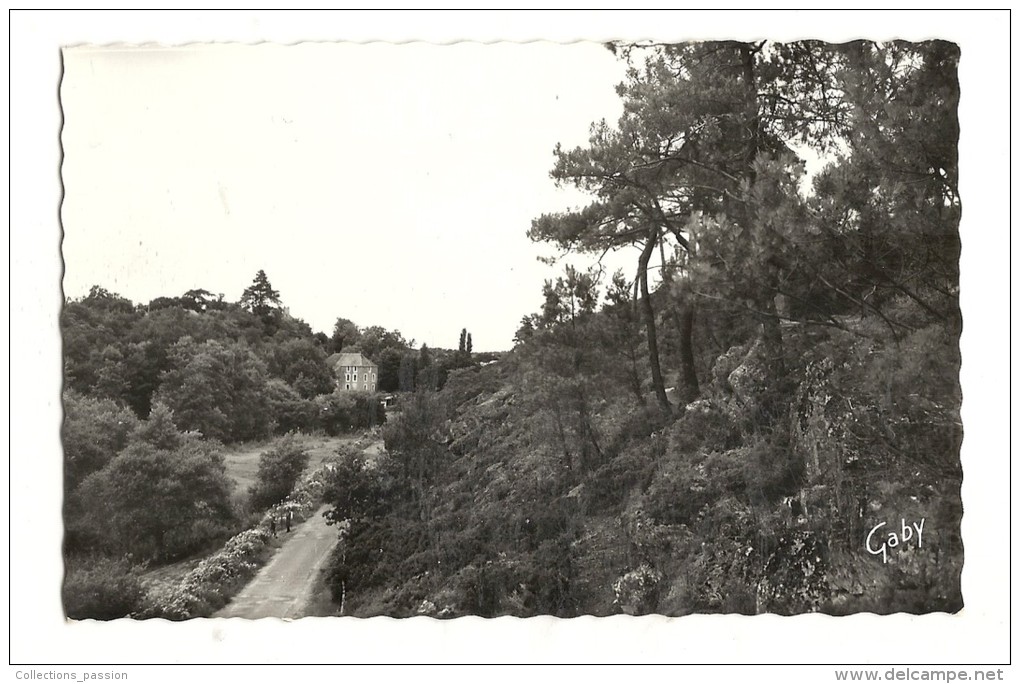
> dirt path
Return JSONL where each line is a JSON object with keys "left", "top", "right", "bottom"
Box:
{"left": 214, "top": 504, "right": 338, "bottom": 619}
{"left": 212, "top": 434, "right": 385, "bottom": 619}
{"left": 213, "top": 435, "right": 385, "bottom": 619}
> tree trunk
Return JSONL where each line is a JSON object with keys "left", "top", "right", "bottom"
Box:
{"left": 639, "top": 236, "right": 671, "bottom": 416}
{"left": 677, "top": 297, "right": 700, "bottom": 402}
{"left": 627, "top": 341, "right": 646, "bottom": 407}
{"left": 740, "top": 42, "right": 786, "bottom": 387}
{"left": 659, "top": 237, "right": 700, "bottom": 405}
{"left": 759, "top": 296, "right": 786, "bottom": 379}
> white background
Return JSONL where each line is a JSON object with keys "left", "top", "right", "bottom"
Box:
{"left": 7, "top": 9, "right": 1014, "bottom": 674}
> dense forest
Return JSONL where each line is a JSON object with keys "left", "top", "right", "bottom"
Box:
{"left": 63, "top": 39, "right": 962, "bottom": 619}
{"left": 318, "top": 40, "right": 963, "bottom": 617}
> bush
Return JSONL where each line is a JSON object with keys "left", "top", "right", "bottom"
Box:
{"left": 75, "top": 439, "right": 237, "bottom": 561}
{"left": 613, "top": 563, "right": 663, "bottom": 615}
{"left": 666, "top": 399, "right": 740, "bottom": 455}
{"left": 63, "top": 555, "right": 144, "bottom": 620}
{"left": 315, "top": 391, "right": 385, "bottom": 436}
{"left": 153, "top": 338, "right": 274, "bottom": 443}
{"left": 642, "top": 449, "right": 713, "bottom": 526}
{"left": 62, "top": 390, "right": 140, "bottom": 493}
{"left": 129, "top": 402, "right": 184, "bottom": 451}
{"left": 140, "top": 460, "right": 332, "bottom": 620}
{"left": 586, "top": 444, "right": 656, "bottom": 514}
{"left": 138, "top": 527, "right": 272, "bottom": 619}
{"left": 265, "top": 379, "right": 318, "bottom": 434}
{"left": 248, "top": 436, "right": 311, "bottom": 511}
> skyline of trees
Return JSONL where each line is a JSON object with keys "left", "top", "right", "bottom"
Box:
{"left": 63, "top": 270, "right": 492, "bottom": 425}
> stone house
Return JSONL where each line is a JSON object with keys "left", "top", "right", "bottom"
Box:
{"left": 326, "top": 352, "right": 379, "bottom": 392}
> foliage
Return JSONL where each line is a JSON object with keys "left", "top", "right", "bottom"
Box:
{"left": 130, "top": 402, "right": 184, "bottom": 451}
{"left": 398, "top": 353, "right": 417, "bottom": 393}
{"left": 62, "top": 287, "right": 140, "bottom": 397}
{"left": 239, "top": 269, "right": 282, "bottom": 321}
{"left": 248, "top": 436, "right": 311, "bottom": 511}
{"left": 803, "top": 43, "right": 960, "bottom": 333}
{"left": 63, "top": 555, "right": 145, "bottom": 620}
{"left": 375, "top": 347, "right": 404, "bottom": 393}
{"left": 264, "top": 338, "right": 334, "bottom": 399}
{"left": 516, "top": 266, "right": 612, "bottom": 479}
{"left": 354, "top": 325, "right": 410, "bottom": 361}
{"left": 321, "top": 447, "right": 390, "bottom": 526}
{"left": 75, "top": 438, "right": 236, "bottom": 561}
{"left": 314, "top": 390, "right": 386, "bottom": 436}
{"left": 138, "top": 451, "right": 333, "bottom": 619}
{"left": 331, "top": 317, "right": 361, "bottom": 354}
{"left": 382, "top": 389, "right": 450, "bottom": 496}
{"left": 264, "top": 379, "right": 318, "bottom": 434}
{"left": 153, "top": 338, "right": 273, "bottom": 443}
{"left": 139, "top": 527, "right": 272, "bottom": 620}
{"left": 62, "top": 390, "right": 140, "bottom": 494}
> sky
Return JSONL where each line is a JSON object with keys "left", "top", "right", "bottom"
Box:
{"left": 61, "top": 41, "right": 634, "bottom": 351}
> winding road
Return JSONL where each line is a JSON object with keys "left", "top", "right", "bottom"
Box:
{"left": 214, "top": 505, "right": 338, "bottom": 619}
{"left": 213, "top": 438, "right": 385, "bottom": 619}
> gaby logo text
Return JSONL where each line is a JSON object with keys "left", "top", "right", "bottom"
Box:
{"left": 866, "top": 518, "right": 925, "bottom": 564}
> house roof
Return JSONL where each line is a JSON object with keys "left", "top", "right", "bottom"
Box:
{"left": 326, "top": 352, "right": 377, "bottom": 369}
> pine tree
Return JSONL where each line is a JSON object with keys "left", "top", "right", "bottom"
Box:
{"left": 240, "top": 270, "right": 282, "bottom": 320}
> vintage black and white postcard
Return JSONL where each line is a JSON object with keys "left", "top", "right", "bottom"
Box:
{"left": 10, "top": 9, "right": 1011, "bottom": 671}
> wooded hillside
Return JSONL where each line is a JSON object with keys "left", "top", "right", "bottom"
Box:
{"left": 320, "top": 40, "right": 963, "bottom": 617}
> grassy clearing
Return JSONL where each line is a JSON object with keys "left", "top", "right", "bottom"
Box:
{"left": 222, "top": 432, "right": 361, "bottom": 493}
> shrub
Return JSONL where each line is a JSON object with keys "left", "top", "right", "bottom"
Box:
{"left": 138, "top": 527, "right": 272, "bottom": 619}
{"left": 153, "top": 338, "right": 273, "bottom": 443}
{"left": 63, "top": 555, "right": 144, "bottom": 620}
{"left": 75, "top": 440, "right": 236, "bottom": 561}
{"left": 62, "top": 390, "right": 140, "bottom": 494}
{"left": 248, "top": 436, "right": 311, "bottom": 511}
{"left": 666, "top": 399, "right": 740, "bottom": 455}
{"left": 574, "top": 405, "right": 666, "bottom": 515}
{"left": 265, "top": 379, "right": 317, "bottom": 434}
{"left": 315, "top": 391, "right": 385, "bottom": 436}
{"left": 139, "top": 459, "right": 332, "bottom": 620}
{"left": 613, "top": 563, "right": 663, "bottom": 615}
